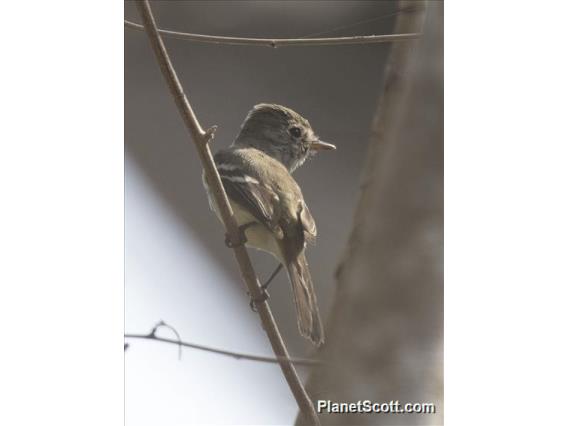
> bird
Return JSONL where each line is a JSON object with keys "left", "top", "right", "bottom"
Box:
{"left": 203, "top": 103, "right": 336, "bottom": 346}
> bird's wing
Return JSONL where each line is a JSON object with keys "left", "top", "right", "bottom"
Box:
{"left": 299, "top": 202, "right": 317, "bottom": 243}
{"left": 222, "top": 175, "right": 279, "bottom": 228}
{"left": 214, "top": 151, "right": 281, "bottom": 234}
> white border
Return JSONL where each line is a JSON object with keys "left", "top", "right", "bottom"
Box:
{"left": 0, "top": 1, "right": 124, "bottom": 425}
{"left": 446, "top": 1, "right": 568, "bottom": 424}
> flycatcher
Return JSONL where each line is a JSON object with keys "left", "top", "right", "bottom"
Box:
{"left": 203, "top": 104, "right": 336, "bottom": 346}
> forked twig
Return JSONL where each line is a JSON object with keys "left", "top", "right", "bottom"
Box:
{"left": 147, "top": 320, "right": 183, "bottom": 360}
{"left": 134, "top": 1, "right": 320, "bottom": 423}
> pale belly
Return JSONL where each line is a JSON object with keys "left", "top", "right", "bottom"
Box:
{"left": 204, "top": 176, "right": 283, "bottom": 262}
{"left": 231, "top": 202, "right": 283, "bottom": 262}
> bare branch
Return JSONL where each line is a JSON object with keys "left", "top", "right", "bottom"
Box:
{"left": 124, "top": 19, "right": 420, "bottom": 48}
{"left": 148, "top": 320, "right": 183, "bottom": 360}
{"left": 125, "top": 333, "right": 322, "bottom": 367}
{"left": 134, "top": 1, "right": 320, "bottom": 423}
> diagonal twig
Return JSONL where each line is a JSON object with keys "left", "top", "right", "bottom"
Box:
{"left": 134, "top": 1, "right": 321, "bottom": 424}
{"left": 124, "top": 19, "right": 420, "bottom": 48}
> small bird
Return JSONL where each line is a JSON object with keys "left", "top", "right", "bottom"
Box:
{"left": 203, "top": 104, "right": 335, "bottom": 346}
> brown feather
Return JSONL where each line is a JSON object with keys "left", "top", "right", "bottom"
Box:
{"left": 285, "top": 252, "right": 325, "bottom": 346}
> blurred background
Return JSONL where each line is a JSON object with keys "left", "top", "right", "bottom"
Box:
{"left": 125, "top": 1, "right": 416, "bottom": 425}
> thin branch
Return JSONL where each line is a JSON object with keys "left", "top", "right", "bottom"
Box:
{"left": 125, "top": 333, "right": 322, "bottom": 367}
{"left": 148, "top": 320, "right": 183, "bottom": 360}
{"left": 134, "top": 1, "right": 320, "bottom": 424}
{"left": 124, "top": 19, "right": 420, "bottom": 48}
{"left": 297, "top": 4, "right": 420, "bottom": 38}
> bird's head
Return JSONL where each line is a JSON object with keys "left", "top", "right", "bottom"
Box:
{"left": 234, "top": 103, "right": 336, "bottom": 172}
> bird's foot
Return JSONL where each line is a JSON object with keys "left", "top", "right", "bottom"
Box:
{"left": 248, "top": 288, "right": 270, "bottom": 312}
{"left": 224, "top": 222, "right": 255, "bottom": 248}
{"left": 247, "top": 264, "right": 282, "bottom": 311}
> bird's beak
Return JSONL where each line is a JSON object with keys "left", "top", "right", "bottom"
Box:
{"left": 310, "top": 139, "right": 336, "bottom": 152}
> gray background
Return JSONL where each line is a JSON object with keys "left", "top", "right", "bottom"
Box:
{"left": 125, "top": 1, "right": 405, "bottom": 424}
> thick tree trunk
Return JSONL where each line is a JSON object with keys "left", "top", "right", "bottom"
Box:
{"left": 298, "top": 2, "right": 443, "bottom": 425}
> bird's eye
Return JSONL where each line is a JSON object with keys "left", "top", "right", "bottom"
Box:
{"left": 289, "top": 127, "right": 302, "bottom": 138}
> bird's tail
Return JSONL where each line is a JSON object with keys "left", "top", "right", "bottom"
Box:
{"left": 286, "top": 253, "right": 325, "bottom": 347}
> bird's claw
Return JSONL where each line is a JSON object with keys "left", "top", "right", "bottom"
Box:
{"left": 248, "top": 289, "right": 270, "bottom": 312}
{"left": 225, "top": 231, "right": 246, "bottom": 248}
{"left": 224, "top": 222, "right": 255, "bottom": 248}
